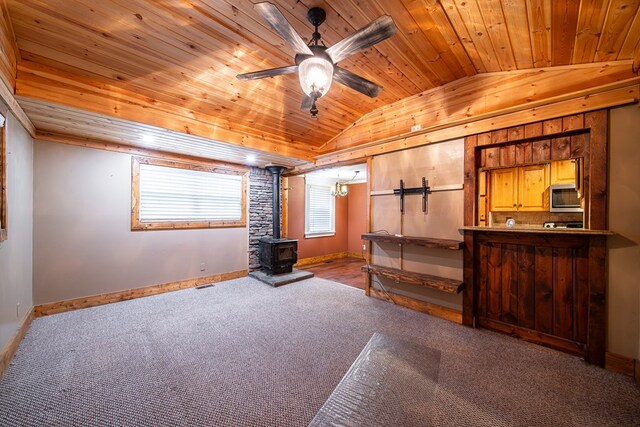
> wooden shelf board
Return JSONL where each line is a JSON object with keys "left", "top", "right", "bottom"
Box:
{"left": 362, "top": 264, "right": 464, "bottom": 294}
{"left": 361, "top": 233, "right": 463, "bottom": 250}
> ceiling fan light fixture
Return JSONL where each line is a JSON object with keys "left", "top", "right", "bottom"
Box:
{"left": 298, "top": 57, "right": 334, "bottom": 97}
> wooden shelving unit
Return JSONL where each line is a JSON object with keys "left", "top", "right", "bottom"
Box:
{"left": 361, "top": 233, "right": 465, "bottom": 322}
{"left": 361, "top": 265, "right": 463, "bottom": 294}
{"left": 361, "top": 233, "right": 463, "bottom": 250}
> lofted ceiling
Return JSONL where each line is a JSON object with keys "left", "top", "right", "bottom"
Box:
{"left": 4, "top": 0, "right": 640, "bottom": 167}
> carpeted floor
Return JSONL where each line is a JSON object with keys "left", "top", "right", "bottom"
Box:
{"left": 0, "top": 277, "right": 638, "bottom": 426}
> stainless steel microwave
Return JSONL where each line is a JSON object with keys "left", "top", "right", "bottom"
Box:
{"left": 549, "top": 184, "right": 583, "bottom": 212}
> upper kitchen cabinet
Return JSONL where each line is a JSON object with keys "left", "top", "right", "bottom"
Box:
{"left": 489, "top": 164, "right": 549, "bottom": 212}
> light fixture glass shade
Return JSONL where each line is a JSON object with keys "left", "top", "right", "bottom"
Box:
{"left": 330, "top": 181, "right": 348, "bottom": 197}
{"left": 298, "top": 57, "right": 334, "bottom": 96}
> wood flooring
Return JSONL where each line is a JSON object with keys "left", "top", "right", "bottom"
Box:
{"left": 302, "top": 257, "right": 366, "bottom": 290}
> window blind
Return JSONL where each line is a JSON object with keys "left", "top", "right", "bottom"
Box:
{"left": 305, "top": 183, "right": 335, "bottom": 235}
{"left": 139, "top": 163, "right": 242, "bottom": 222}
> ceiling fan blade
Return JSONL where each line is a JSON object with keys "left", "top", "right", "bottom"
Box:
{"left": 236, "top": 65, "right": 298, "bottom": 80}
{"left": 326, "top": 15, "right": 397, "bottom": 64}
{"left": 301, "top": 94, "right": 314, "bottom": 110}
{"left": 333, "top": 67, "right": 382, "bottom": 98}
{"left": 255, "top": 2, "right": 313, "bottom": 56}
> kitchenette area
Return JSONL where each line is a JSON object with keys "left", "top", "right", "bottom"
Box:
{"left": 460, "top": 109, "right": 612, "bottom": 367}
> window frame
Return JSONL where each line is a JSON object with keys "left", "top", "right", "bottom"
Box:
{"left": 304, "top": 179, "right": 336, "bottom": 238}
{"left": 131, "top": 156, "right": 248, "bottom": 231}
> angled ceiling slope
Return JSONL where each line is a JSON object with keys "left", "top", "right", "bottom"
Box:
{"left": 3, "top": 0, "right": 640, "bottom": 166}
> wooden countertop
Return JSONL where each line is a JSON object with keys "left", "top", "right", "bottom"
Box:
{"left": 459, "top": 226, "right": 614, "bottom": 235}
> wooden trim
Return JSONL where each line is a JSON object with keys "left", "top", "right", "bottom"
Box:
{"left": 0, "top": 307, "right": 35, "bottom": 380}
{"left": 130, "top": 156, "right": 248, "bottom": 231}
{"left": 636, "top": 358, "right": 640, "bottom": 384}
{"left": 587, "top": 235, "right": 607, "bottom": 366}
{"left": 478, "top": 317, "right": 584, "bottom": 356}
{"left": 369, "top": 288, "right": 462, "bottom": 324}
{"left": 365, "top": 157, "right": 373, "bottom": 296}
{"left": 0, "top": 79, "right": 36, "bottom": 138}
{"left": 605, "top": 352, "right": 637, "bottom": 376}
{"left": 34, "top": 270, "right": 247, "bottom": 317}
{"left": 295, "top": 252, "right": 349, "bottom": 267}
{"left": 347, "top": 252, "right": 365, "bottom": 259}
{"left": 315, "top": 84, "right": 638, "bottom": 166}
{"left": 0, "top": 120, "right": 6, "bottom": 241}
{"left": 38, "top": 131, "right": 251, "bottom": 171}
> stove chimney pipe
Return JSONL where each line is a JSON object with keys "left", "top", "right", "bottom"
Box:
{"left": 266, "top": 165, "right": 287, "bottom": 240}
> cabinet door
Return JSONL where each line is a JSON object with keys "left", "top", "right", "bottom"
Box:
{"left": 550, "top": 159, "right": 576, "bottom": 185}
{"left": 490, "top": 168, "right": 517, "bottom": 211}
{"left": 518, "top": 164, "right": 549, "bottom": 211}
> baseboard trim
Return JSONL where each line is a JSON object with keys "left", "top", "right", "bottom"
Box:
{"left": 0, "top": 307, "right": 35, "bottom": 380}
{"left": 347, "top": 252, "right": 365, "bottom": 259}
{"left": 34, "top": 270, "right": 248, "bottom": 317}
{"left": 369, "top": 288, "right": 462, "bottom": 324}
{"left": 605, "top": 351, "right": 638, "bottom": 379}
{"left": 295, "top": 252, "right": 349, "bottom": 267}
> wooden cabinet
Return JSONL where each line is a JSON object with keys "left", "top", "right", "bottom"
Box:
{"left": 490, "top": 168, "right": 517, "bottom": 211}
{"left": 550, "top": 159, "right": 576, "bottom": 185}
{"left": 518, "top": 164, "right": 549, "bottom": 211}
{"left": 490, "top": 164, "right": 549, "bottom": 212}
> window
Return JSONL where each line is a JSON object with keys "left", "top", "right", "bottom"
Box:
{"left": 131, "top": 157, "right": 247, "bottom": 230}
{"left": 0, "top": 112, "right": 6, "bottom": 241}
{"left": 305, "top": 179, "right": 335, "bottom": 237}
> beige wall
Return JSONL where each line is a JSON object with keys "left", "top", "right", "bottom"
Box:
{"left": 347, "top": 183, "right": 367, "bottom": 255}
{"left": 370, "top": 138, "right": 464, "bottom": 310}
{"left": 0, "top": 111, "right": 33, "bottom": 350}
{"left": 33, "top": 141, "right": 248, "bottom": 305}
{"left": 608, "top": 104, "right": 640, "bottom": 360}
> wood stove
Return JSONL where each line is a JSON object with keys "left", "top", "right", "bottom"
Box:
{"left": 259, "top": 165, "right": 298, "bottom": 276}
{"left": 259, "top": 237, "right": 297, "bottom": 275}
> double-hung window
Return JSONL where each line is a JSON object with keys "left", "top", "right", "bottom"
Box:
{"left": 305, "top": 177, "right": 335, "bottom": 237}
{"left": 131, "top": 157, "right": 247, "bottom": 230}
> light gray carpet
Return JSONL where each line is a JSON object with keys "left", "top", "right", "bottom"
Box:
{"left": 0, "top": 277, "right": 639, "bottom": 426}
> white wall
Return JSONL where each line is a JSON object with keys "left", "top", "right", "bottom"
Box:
{"left": 608, "top": 104, "right": 640, "bottom": 360}
{"left": 0, "top": 112, "right": 33, "bottom": 350}
{"left": 33, "top": 141, "right": 249, "bottom": 305}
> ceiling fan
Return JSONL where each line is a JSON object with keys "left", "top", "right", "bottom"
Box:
{"left": 236, "top": 2, "right": 397, "bottom": 118}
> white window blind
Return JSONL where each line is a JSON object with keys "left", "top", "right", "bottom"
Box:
{"left": 139, "top": 163, "right": 242, "bottom": 222}
{"left": 305, "top": 182, "right": 335, "bottom": 236}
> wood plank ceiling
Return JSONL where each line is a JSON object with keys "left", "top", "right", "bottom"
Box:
{"left": 5, "top": 0, "right": 640, "bottom": 166}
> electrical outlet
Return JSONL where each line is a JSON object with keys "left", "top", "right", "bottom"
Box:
{"left": 411, "top": 124, "right": 421, "bottom": 132}
{"left": 16, "top": 303, "right": 20, "bottom": 318}
{"left": 200, "top": 262, "right": 206, "bottom": 272}
{"left": 362, "top": 244, "right": 366, "bottom": 251}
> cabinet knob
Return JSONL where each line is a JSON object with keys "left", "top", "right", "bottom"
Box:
{"left": 513, "top": 204, "right": 516, "bottom": 207}
{"left": 519, "top": 204, "right": 522, "bottom": 207}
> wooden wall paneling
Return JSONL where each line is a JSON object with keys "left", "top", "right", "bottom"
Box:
{"left": 517, "top": 245, "right": 535, "bottom": 329}
{"left": 570, "top": 132, "right": 587, "bottom": 158}
{"left": 543, "top": 117, "right": 563, "bottom": 135}
{"left": 485, "top": 146, "right": 500, "bottom": 168}
{"left": 531, "top": 138, "right": 551, "bottom": 163}
{"left": 463, "top": 135, "right": 477, "bottom": 326}
{"left": 595, "top": 0, "right": 640, "bottom": 62}
{"left": 0, "top": 0, "right": 17, "bottom": 91}
{"left": 515, "top": 142, "right": 533, "bottom": 165}
{"left": 587, "top": 236, "right": 607, "bottom": 366}
{"left": 527, "top": 0, "right": 552, "bottom": 67}
{"left": 534, "top": 246, "right": 553, "bottom": 334}
{"left": 572, "top": 0, "right": 610, "bottom": 63}
{"left": 585, "top": 110, "right": 608, "bottom": 230}
{"left": 550, "top": 136, "right": 571, "bottom": 160}
{"left": 478, "top": 240, "right": 489, "bottom": 318}
{"left": 500, "top": 0, "right": 534, "bottom": 69}
{"left": 499, "top": 144, "right": 516, "bottom": 167}
{"left": 524, "top": 121, "right": 543, "bottom": 138}
{"left": 563, "top": 113, "right": 585, "bottom": 131}
{"left": 500, "top": 244, "right": 518, "bottom": 323}
{"left": 552, "top": 247, "right": 574, "bottom": 340}
{"left": 487, "top": 243, "right": 502, "bottom": 320}
{"left": 476, "top": 0, "right": 517, "bottom": 70}
{"left": 574, "top": 247, "right": 590, "bottom": 344}
{"left": 551, "top": 0, "right": 581, "bottom": 65}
